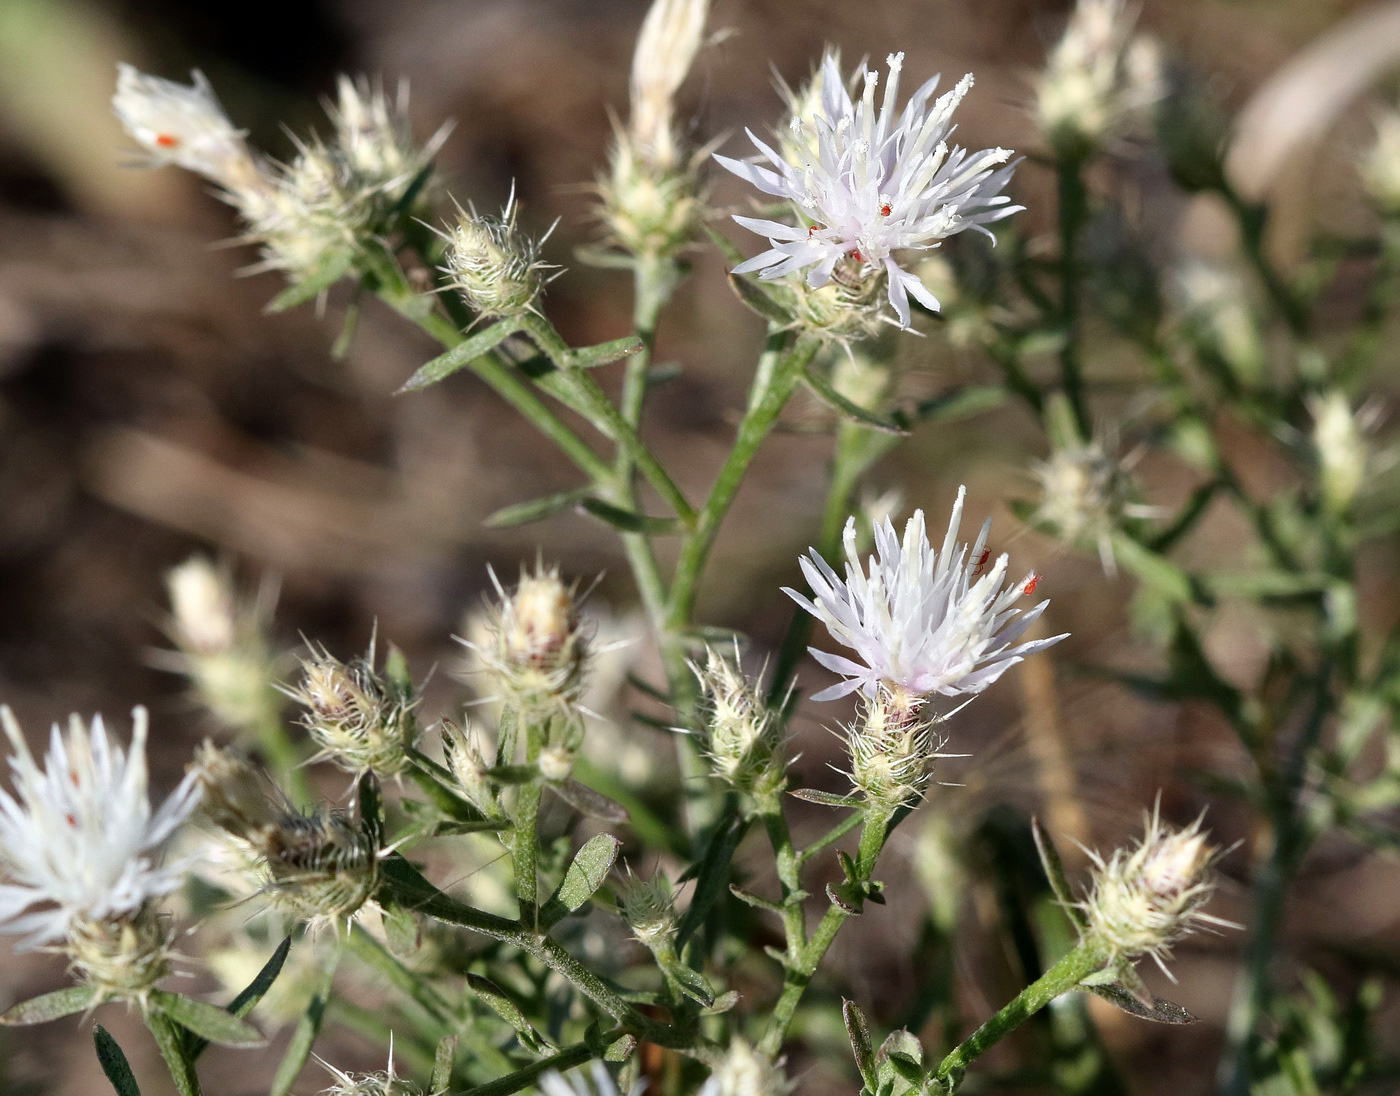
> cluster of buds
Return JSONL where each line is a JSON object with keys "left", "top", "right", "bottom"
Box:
{"left": 159, "top": 556, "right": 280, "bottom": 734}
{"left": 693, "top": 647, "right": 786, "bottom": 801}
{"left": 1361, "top": 110, "right": 1400, "bottom": 217}
{"left": 598, "top": 0, "right": 711, "bottom": 260}
{"left": 1031, "top": 434, "right": 1152, "bottom": 577}
{"left": 469, "top": 564, "right": 590, "bottom": 720}
{"left": 1308, "top": 390, "right": 1383, "bottom": 518}
{"left": 440, "top": 194, "right": 555, "bottom": 319}
{"left": 698, "top": 1038, "right": 795, "bottom": 1096}
{"left": 113, "top": 66, "right": 447, "bottom": 284}
{"left": 1034, "top": 0, "right": 1163, "bottom": 161}
{"left": 290, "top": 642, "right": 420, "bottom": 776}
{"left": 844, "top": 689, "right": 943, "bottom": 807}
{"left": 1079, "top": 811, "right": 1226, "bottom": 976}
{"left": 193, "top": 743, "right": 380, "bottom": 933}
{"left": 1172, "top": 260, "right": 1265, "bottom": 386}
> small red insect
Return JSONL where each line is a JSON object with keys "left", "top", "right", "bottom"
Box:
{"left": 970, "top": 548, "right": 991, "bottom": 579}
{"left": 880, "top": 203, "right": 892, "bottom": 216}
{"left": 1022, "top": 572, "right": 1041, "bottom": 597}
{"left": 154, "top": 133, "right": 180, "bottom": 148}
{"left": 851, "top": 248, "right": 865, "bottom": 263}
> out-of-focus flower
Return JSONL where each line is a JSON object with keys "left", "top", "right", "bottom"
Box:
{"left": 1361, "top": 110, "right": 1400, "bottom": 216}
{"left": 0, "top": 707, "right": 200, "bottom": 948}
{"left": 1032, "top": 435, "right": 1156, "bottom": 576}
{"left": 158, "top": 556, "right": 281, "bottom": 734}
{"left": 1080, "top": 809, "right": 1231, "bottom": 977}
{"left": 1309, "top": 390, "right": 1383, "bottom": 517}
{"left": 441, "top": 193, "right": 556, "bottom": 319}
{"left": 538, "top": 1061, "right": 642, "bottom": 1096}
{"left": 1172, "top": 260, "right": 1264, "bottom": 386}
{"left": 717, "top": 52, "right": 1021, "bottom": 329}
{"left": 785, "top": 487, "right": 1066, "bottom": 706}
{"left": 1035, "top": 0, "right": 1163, "bottom": 159}
{"left": 699, "top": 1038, "right": 795, "bottom": 1096}
{"left": 112, "top": 64, "right": 264, "bottom": 191}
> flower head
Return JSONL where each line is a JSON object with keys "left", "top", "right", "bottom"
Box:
{"left": 112, "top": 64, "right": 263, "bottom": 191}
{"left": 716, "top": 52, "right": 1022, "bottom": 328}
{"left": 693, "top": 647, "right": 786, "bottom": 798}
{"left": 785, "top": 487, "right": 1066, "bottom": 704}
{"left": 441, "top": 192, "right": 556, "bottom": 318}
{"left": 1362, "top": 109, "right": 1400, "bottom": 216}
{"left": 290, "top": 641, "right": 420, "bottom": 777}
{"left": 0, "top": 707, "right": 200, "bottom": 947}
{"left": 699, "top": 1038, "right": 795, "bottom": 1096}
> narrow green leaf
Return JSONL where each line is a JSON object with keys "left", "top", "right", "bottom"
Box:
{"left": 396, "top": 319, "right": 521, "bottom": 392}
{"left": 556, "top": 833, "right": 621, "bottom": 912}
{"left": 646, "top": 361, "right": 683, "bottom": 388}
{"left": 1080, "top": 982, "right": 1199, "bottom": 1024}
{"left": 907, "top": 385, "right": 1006, "bottom": 425}
{"left": 843, "top": 1000, "right": 877, "bottom": 1090}
{"left": 675, "top": 813, "right": 750, "bottom": 948}
{"left": 0, "top": 985, "right": 97, "bottom": 1025}
{"left": 573, "top": 244, "right": 639, "bottom": 270}
{"left": 789, "top": 788, "right": 863, "bottom": 809}
{"left": 153, "top": 992, "right": 264, "bottom": 1048}
{"left": 187, "top": 935, "right": 291, "bottom": 1060}
{"left": 265, "top": 250, "right": 355, "bottom": 313}
{"left": 704, "top": 224, "right": 748, "bottom": 266}
{"left": 145, "top": 1011, "right": 202, "bottom": 1096}
{"left": 484, "top": 488, "right": 591, "bottom": 529}
{"left": 357, "top": 771, "right": 384, "bottom": 852}
{"left": 94, "top": 1025, "right": 142, "bottom": 1096}
{"left": 431, "top": 1035, "right": 458, "bottom": 1092}
{"left": 568, "top": 335, "right": 645, "bottom": 369}
{"left": 728, "top": 273, "right": 795, "bottom": 325}
{"left": 576, "top": 497, "right": 681, "bottom": 535}
{"left": 549, "top": 779, "right": 629, "bottom": 824}
{"left": 1031, "top": 817, "right": 1084, "bottom": 928}
{"left": 661, "top": 959, "right": 715, "bottom": 1007}
{"left": 270, "top": 952, "right": 339, "bottom": 1096}
{"left": 703, "top": 991, "right": 741, "bottom": 1016}
{"left": 729, "top": 885, "right": 785, "bottom": 914}
{"left": 466, "top": 974, "right": 554, "bottom": 1052}
{"left": 803, "top": 365, "right": 909, "bottom": 435}
{"left": 1111, "top": 532, "right": 1201, "bottom": 605}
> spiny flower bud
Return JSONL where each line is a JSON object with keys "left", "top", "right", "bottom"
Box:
{"left": 1031, "top": 435, "right": 1155, "bottom": 577}
{"left": 160, "top": 557, "right": 280, "bottom": 734}
{"left": 440, "top": 720, "right": 498, "bottom": 814}
{"left": 599, "top": 138, "right": 705, "bottom": 260}
{"left": 1173, "top": 260, "right": 1265, "bottom": 386}
{"left": 699, "top": 1038, "right": 795, "bottom": 1096}
{"left": 112, "top": 64, "right": 265, "bottom": 192}
{"left": 67, "top": 911, "right": 173, "bottom": 1007}
{"left": 441, "top": 194, "right": 555, "bottom": 319}
{"left": 1361, "top": 110, "right": 1400, "bottom": 217}
{"left": 192, "top": 744, "right": 380, "bottom": 932}
{"left": 844, "top": 689, "right": 942, "bottom": 807}
{"left": 244, "top": 140, "right": 368, "bottom": 280}
{"left": 789, "top": 270, "right": 890, "bottom": 345}
{"left": 1080, "top": 812, "right": 1226, "bottom": 974}
{"left": 290, "top": 644, "right": 419, "bottom": 776}
{"left": 618, "top": 871, "right": 678, "bottom": 948}
{"left": 693, "top": 647, "right": 785, "bottom": 799}
{"left": 329, "top": 76, "right": 448, "bottom": 195}
{"left": 1035, "top": 0, "right": 1163, "bottom": 160}
{"left": 319, "top": 1046, "right": 424, "bottom": 1096}
{"left": 472, "top": 564, "right": 589, "bottom": 716}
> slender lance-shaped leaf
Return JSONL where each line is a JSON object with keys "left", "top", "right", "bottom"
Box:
{"left": 153, "top": 992, "right": 265, "bottom": 1048}
{"left": 265, "top": 250, "right": 355, "bottom": 313}
{"left": 485, "top": 488, "right": 592, "bottom": 529}
{"left": 843, "top": 1000, "right": 877, "bottom": 1091}
{"left": 396, "top": 319, "right": 522, "bottom": 392}
{"left": 94, "top": 1025, "right": 142, "bottom": 1096}
{"left": 549, "top": 833, "right": 621, "bottom": 917}
{"left": 0, "top": 985, "right": 97, "bottom": 1025}
{"left": 1080, "top": 982, "right": 1199, "bottom": 1024}
{"left": 567, "top": 335, "right": 645, "bottom": 369}
{"left": 432, "top": 1036, "right": 459, "bottom": 1093}
{"left": 187, "top": 936, "right": 292, "bottom": 1060}
{"left": 576, "top": 497, "right": 681, "bottom": 536}
{"left": 1031, "top": 817, "right": 1085, "bottom": 929}
{"left": 466, "top": 974, "right": 555, "bottom": 1053}
{"left": 270, "top": 950, "right": 340, "bottom": 1096}
{"left": 728, "top": 272, "right": 796, "bottom": 326}
{"left": 802, "top": 365, "right": 909, "bottom": 436}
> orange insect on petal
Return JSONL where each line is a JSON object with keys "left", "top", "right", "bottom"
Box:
{"left": 155, "top": 134, "right": 180, "bottom": 148}
{"left": 1022, "top": 573, "right": 1041, "bottom": 596}
{"left": 880, "top": 203, "right": 892, "bottom": 216}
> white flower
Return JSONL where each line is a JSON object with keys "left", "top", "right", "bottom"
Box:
{"left": 112, "top": 63, "right": 263, "bottom": 191}
{"left": 537, "top": 1061, "right": 642, "bottom": 1096}
{"left": 0, "top": 707, "right": 201, "bottom": 947}
{"left": 1362, "top": 110, "right": 1400, "bottom": 215}
{"left": 698, "top": 1039, "right": 794, "bottom": 1096}
{"left": 784, "top": 487, "right": 1066, "bottom": 702}
{"left": 715, "top": 52, "right": 1021, "bottom": 328}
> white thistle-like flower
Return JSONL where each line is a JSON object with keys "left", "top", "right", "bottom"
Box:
{"left": 538, "top": 1061, "right": 642, "bottom": 1096}
{"left": 0, "top": 707, "right": 201, "bottom": 947}
{"left": 716, "top": 52, "right": 1022, "bottom": 328}
{"left": 784, "top": 487, "right": 1066, "bottom": 703}
{"left": 113, "top": 64, "right": 264, "bottom": 191}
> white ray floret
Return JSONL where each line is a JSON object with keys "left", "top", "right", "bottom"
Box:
{"left": 715, "top": 52, "right": 1022, "bottom": 327}
{"left": 0, "top": 707, "right": 201, "bottom": 947}
{"left": 784, "top": 487, "right": 1067, "bottom": 702}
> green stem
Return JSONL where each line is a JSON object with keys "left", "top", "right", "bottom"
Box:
{"left": 1218, "top": 181, "right": 1309, "bottom": 338}
{"left": 250, "top": 702, "right": 311, "bottom": 807}
{"left": 147, "top": 1009, "right": 203, "bottom": 1096}
{"left": 514, "top": 722, "right": 545, "bottom": 930}
{"left": 933, "top": 941, "right": 1106, "bottom": 1086}
{"left": 757, "top": 790, "right": 806, "bottom": 961}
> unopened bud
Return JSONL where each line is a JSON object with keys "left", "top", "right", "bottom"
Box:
{"left": 442, "top": 195, "right": 554, "bottom": 318}
{"left": 441, "top": 721, "right": 498, "bottom": 814}
{"left": 319, "top": 1049, "right": 420, "bottom": 1096}
{"left": 475, "top": 564, "right": 589, "bottom": 716}
{"left": 1361, "top": 111, "right": 1400, "bottom": 217}
{"left": 68, "top": 910, "right": 172, "bottom": 1006}
{"left": 599, "top": 138, "right": 704, "bottom": 260}
{"left": 702, "top": 1038, "right": 795, "bottom": 1096}
{"left": 1173, "top": 260, "right": 1264, "bottom": 385}
{"left": 693, "top": 647, "right": 785, "bottom": 799}
{"left": 618, "top": 872, "right": 677, "bottom": 948}
{"left": 1309, "top": 391, "right": 1378, "bottom": 517}
{"left": 1081, "top": 811, "right": 1224, "bottom": 972}
{"left": 291, "top": 645, "right": 418, "bottom": 776}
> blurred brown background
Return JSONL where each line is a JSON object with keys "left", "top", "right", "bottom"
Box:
{"left": 1, "top": 0, "right": 1399, "bottom": 1093}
